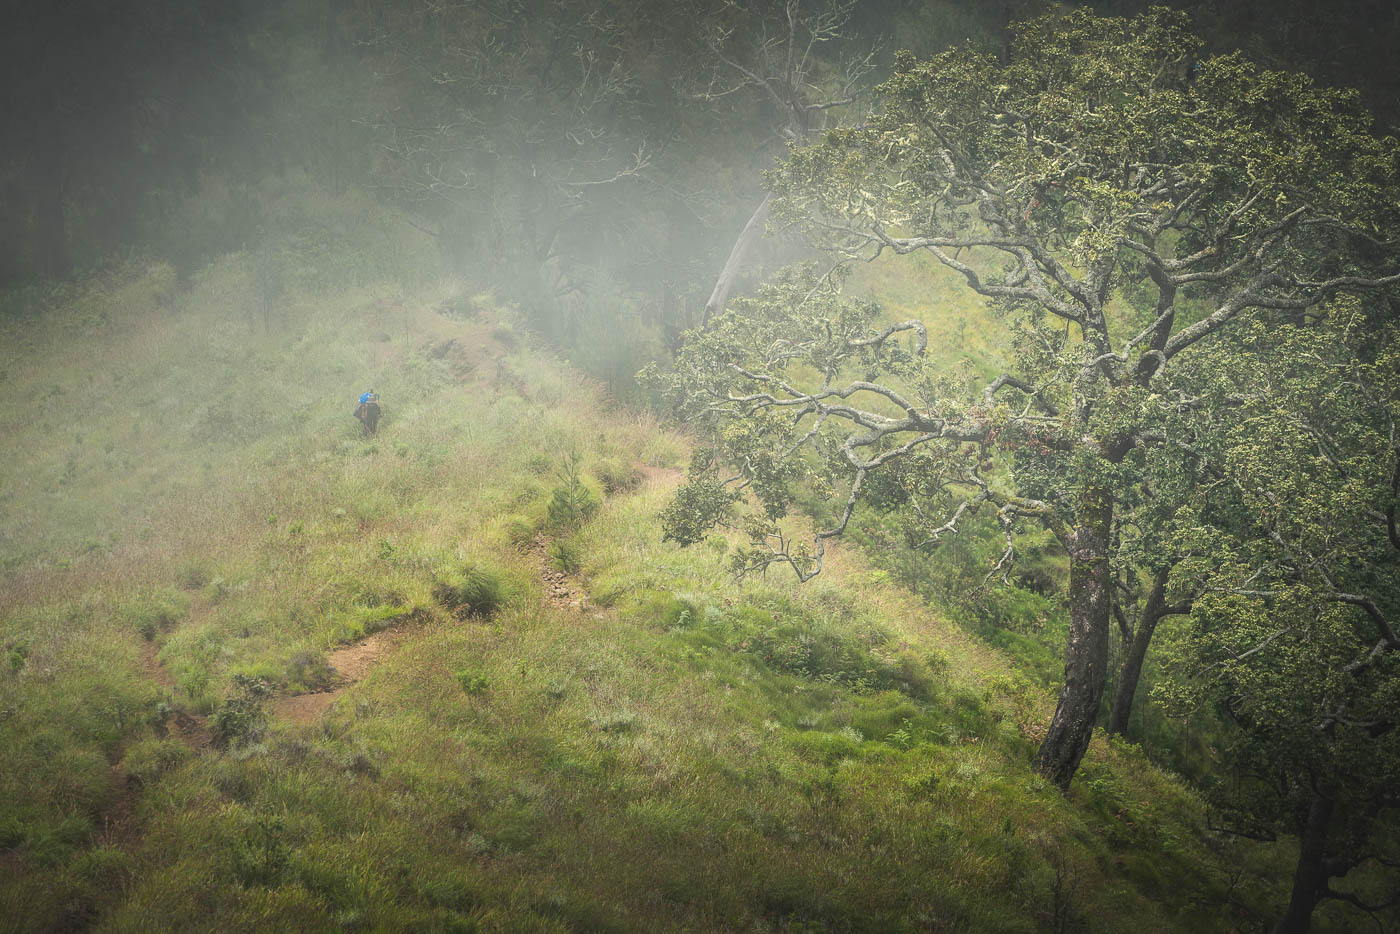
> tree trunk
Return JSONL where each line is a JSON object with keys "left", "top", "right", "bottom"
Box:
{"left": 1106, "top": 567, "right": 1171, "bottom": 736}
{"left": 1270, "top": 792, "right": 1335, "bottom": 934}
{"left": 997, "top": 0, "right": 1013, "bottom": 65}
{"left": 703, "top": 194, "right": 771, "bottom": 328}
{"left": 1034, "top": 489, "right": 1113, "bottom": 789}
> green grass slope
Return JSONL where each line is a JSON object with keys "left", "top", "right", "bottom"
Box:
{"left": 0, "top": 202, "right": 1312, "bottom": 932}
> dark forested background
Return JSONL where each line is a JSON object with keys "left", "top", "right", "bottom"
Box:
{"left": 4, "top": 0, "right": 1396, "bottom": 310}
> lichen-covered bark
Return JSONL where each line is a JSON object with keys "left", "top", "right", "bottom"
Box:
{"left": 1034, "top": 487, "right": 1113, "bottom": 789}
{"left": 704, "top": 194, "right": 771, "bottom": 327}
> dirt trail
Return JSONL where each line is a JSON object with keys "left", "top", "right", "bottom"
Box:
{"left": 527, "top": 461, "right": 683, "bottom": 614}
{"left": 97, "top": 630, "right": 212, "bottom": 847}
{"left": 531, "top": 535, "right": 589, "bottom": 611}
{"left": 144, "top": 459, "right": 685, "bottom": 740}
{"left": 273, "top": 505, "right": 617, "bottom": 728}
{"left": 271, "top": 628, "right": 408, "bottom": 725}
{"left": 140, "top": 640, "right": 212, "bottom": 748}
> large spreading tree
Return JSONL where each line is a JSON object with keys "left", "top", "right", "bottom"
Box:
{"left": 649, "top": 4, "right": 1400, "bottom": 800}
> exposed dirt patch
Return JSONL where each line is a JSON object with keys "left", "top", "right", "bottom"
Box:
{"left": 637, "top": 462, "right": 684, "bottom": 487}
{"left": 360, "top": 298, "right": 503, "bottom": 400}
{"left": 372, "top": 341, "right": 407, "bottom": 371}
{"left": 419, "top": 337, "right": 477, "bottom": 382}
{"left": 409, "top": 300, "right": 508, "bottom": 378}
{"left": 525, "top": 463, "right": 681, "bottom": 614}
{"left": 272, "top": 690, "right": 340, "bottom": 725}
{"left": 271, "top": 627, "right": 409, "bottom": 725}
{"left": 107, "top": 632, "right": 211, "bottom": 834}
{"left": 491, "top": 359, "right": 531, "bottom": 399}
{"left": 168, "top": 710, "right": 213, "bottom": 749}
{"left": 329, "top": 627, "right": 407, "bottom": 680}
{"left": 96, "top": 635, "right": 215, "bottom": 848}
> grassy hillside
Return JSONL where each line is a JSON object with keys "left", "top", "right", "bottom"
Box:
{"left": 0, "top": 192, "right": 1334, "bottom": 932}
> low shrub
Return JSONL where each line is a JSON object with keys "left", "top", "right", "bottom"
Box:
{"left": 233, "top": 813, "right": 289, "bottom": 887}
{"left": 985, "top": 672, "right": 1046, "bottom": 745}
{"left": 456, "top": 671, "right": 490, "bottom": 694}
{"left": 491, "top": 323, "right": 519, "bottom": 350}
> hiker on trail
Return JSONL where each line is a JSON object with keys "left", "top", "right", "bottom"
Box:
{"left": 354, "top": 389, "right": 381, "bottom": 436}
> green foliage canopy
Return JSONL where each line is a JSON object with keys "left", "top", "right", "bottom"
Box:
{"left": 1152, "top": 302, "right": 1400, "bottom": 931}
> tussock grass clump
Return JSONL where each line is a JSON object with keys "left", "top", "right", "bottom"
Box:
{"left": 432, "top": 563, "right": 512, "bottom": 618}
{"left": 345, "top": 583, "right": 407, "bottom": 609}
{"left": 210, "top": 674, "right": 272, "bottom": 749}
{"left": 176, "top": 560, "right": 213, "bottom": 590}
{"left": 586, "top": 572, "right": 629, "bottom": 607}
{"left": 327, "top": 603, "right": 422, "bottom": 645}
{"left": 645, "top": 590, "right": 943, "bottom": 702}
{"left": 119, "top": 589, "right": 189, "bottom": 640}
{"left": 548, "top": 538, "right": 582, "bottom": 573}
{"left": 592, "top": 457, "right": 641, "bottom": 495}
{"left": 502, "top": 514, "right": 537, "bottom": 550}
{"left": 283, "top": 649, "right": 335, "bottom": 692}
{"left": 7, "top": 640, "right": 30, "bottom": 672}
{"left": 120, "top": 737, "right": 194, "bottom": 786}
